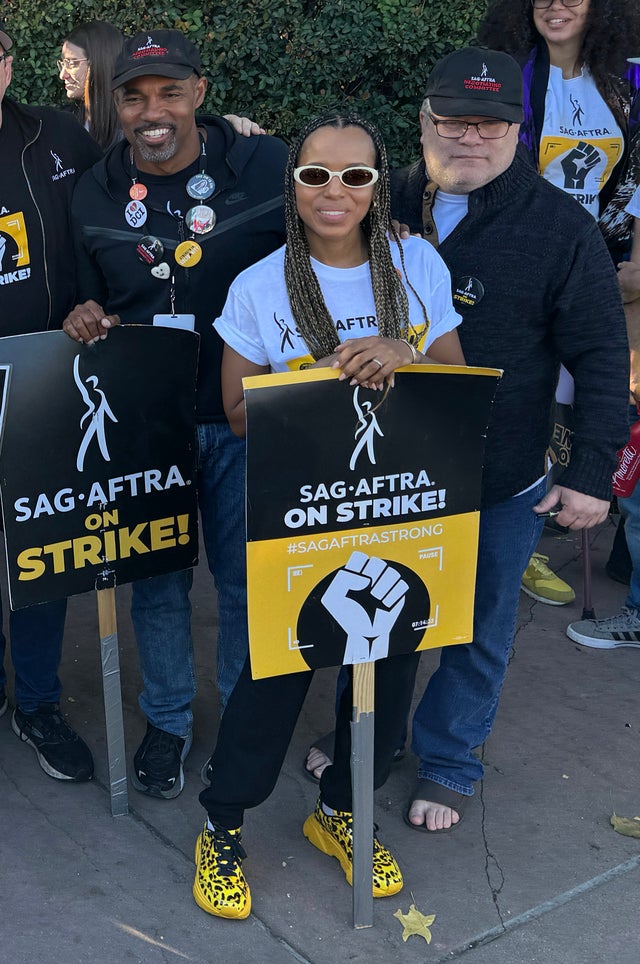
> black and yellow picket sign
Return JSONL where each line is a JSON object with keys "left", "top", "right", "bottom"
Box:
{"left": 0, "top": 326, "right": 199, "bottom": 609}
{"left": 0, "top": 326, "right": 199, "bottom": 817}
{"left": 244, "top": 365, "right": 501, "bottom": 681}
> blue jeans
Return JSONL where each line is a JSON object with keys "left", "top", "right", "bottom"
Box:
{"left": 410, "top": 479, "right": 546, "bottom": 794}
{"left": 618, "top": 404, "right": 640, "bottom": 611}
{"left": 618, "top": 499, "right": 640, "bottom": 611}
{"left": 0, "top": 597, "right": 68, "bottom": 712}
{"left": 131, "top": 421, "right": 248, "bottom": 737}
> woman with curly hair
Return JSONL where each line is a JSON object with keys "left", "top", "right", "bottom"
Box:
{"left": 478, "top": 0, "right": 640, "bottom": 610}
{"left": 478, "top": 0, "right": 640, "bottom": 261}
{"left": 191, "top": 111, "right": 463, "bottom": 919}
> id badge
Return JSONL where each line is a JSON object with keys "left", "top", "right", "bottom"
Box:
{"left": 153, "top": 313, "right": 196, "bottom": 332}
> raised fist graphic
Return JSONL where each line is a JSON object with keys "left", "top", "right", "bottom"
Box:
{"left": 561, "top": 140, "right": 600, "bottom": 190}
{"left": 321, "top": 550, "right": 408, "bottom": 663}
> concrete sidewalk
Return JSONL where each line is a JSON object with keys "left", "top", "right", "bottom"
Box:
{"left": 1, "top": 518, "right": 639, "bottom": 963}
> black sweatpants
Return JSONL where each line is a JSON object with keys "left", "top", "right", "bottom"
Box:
{"left": 199, "top": 650, "right": 421, "bottom": 829}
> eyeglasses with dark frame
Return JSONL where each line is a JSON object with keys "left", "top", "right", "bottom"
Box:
{"left": 0, "top": 52, "right": 10, "bottom": 65}
{"left": 56, "top": 57, "right": 88, "bottom": 72}
{"left": 531, "top": 0, "right": 584, "bottom": 9}
{"left": 293, "top": 165, "right": 379, "bottom": 188}
{"left": 428, "top": 114, "right": 513, "bottom": 140}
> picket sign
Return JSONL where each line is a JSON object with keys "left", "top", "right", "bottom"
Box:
{"left": 243, "top": 365, "right": 500, "bottom": 927}
{"left": 0, "top": 327, "right": 199, "bottom": 816}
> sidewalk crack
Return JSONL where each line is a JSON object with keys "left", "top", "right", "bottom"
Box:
{"left": 479, "top": 755, "right": 506, "bottom": 932}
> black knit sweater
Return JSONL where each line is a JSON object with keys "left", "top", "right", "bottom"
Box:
{"left": 391, "top": 146, "right": 629, "bottom": 507}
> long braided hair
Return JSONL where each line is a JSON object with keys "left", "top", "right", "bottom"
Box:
{"left": 283, "top": 112, "right": 430, "bottom": 361}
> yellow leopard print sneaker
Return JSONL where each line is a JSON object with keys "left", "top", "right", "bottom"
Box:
{"left": 302, "top": 797, "right": 403, "bottom": 897}
{"left": 193, "top": 822, "right": 251, "bottom": 919}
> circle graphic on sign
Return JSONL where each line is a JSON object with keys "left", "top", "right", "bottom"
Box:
{"left": 296, "top": 552, "right": 430, "bottom": 670}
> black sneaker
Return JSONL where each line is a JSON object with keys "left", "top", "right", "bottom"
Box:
{"left": 132, "top": 723, "right": 191, "bottom": 799}
{"left": 12, "top": 704, "right": 94, "bottom": 781}
{"left": 0, "top": 688, "right": 7, "bottom": 718}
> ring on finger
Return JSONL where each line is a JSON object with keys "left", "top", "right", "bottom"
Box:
{"left": 372, "top": 357, "right": 383, "bottom": 369}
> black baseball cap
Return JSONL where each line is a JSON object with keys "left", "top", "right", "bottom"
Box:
{"left": 0, "top": 20, "right": 13, "bottom": 51}
{"left": 111, "top": 29, "right": 202, "bottom": 90}
{"left": 425, "top": 47, "right": 524, "bottom": 124}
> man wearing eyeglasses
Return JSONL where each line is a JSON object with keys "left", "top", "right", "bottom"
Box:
{"left": 390, "top": 47, "right": 629, "bottom": 833}
{"left": 0, "top": 20, "right": 101, "bottom": 781}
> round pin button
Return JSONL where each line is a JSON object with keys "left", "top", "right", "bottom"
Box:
{"left": 186, "top": 173, "right": 216, "bottom": 200}
{"left": 136, "top": 235, "right": 164, "bottom": 265}
{"left": 186, "top": 205, "right": 216, "bottom": 236}
{"left": 129, "top": 183, "right": 148, "bottom": 201}
{"left": 453, "top": 276, "right": 485, "bottom": 307}
{"left": 125, "top": 199, "right": 147, "bottom": 229}
{"left": 175, "top": 240, "right": 203, "bottom": 268}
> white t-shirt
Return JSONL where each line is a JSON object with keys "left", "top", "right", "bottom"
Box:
{"left": 538, "top": 66, "right": 624, "bottom": 220}
{"left": 626, "top": 185, "right": 640, "bottom": 219}
{"left": 433, "top": 191, "right": 469, "bottom": 243}
{"left": 214, "top": 236, "right": 461, "bottom": 372}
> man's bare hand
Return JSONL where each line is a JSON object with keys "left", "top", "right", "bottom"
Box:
{"left": 223, "top": 114, "right": 265, "bottom": 137}
{"left": 63, "top": 300, "right": 120, "bottom": 345}
{"left": 534, "top": 484, "right": 609, "bottom": 529}
{"left": 390, "top": 219, "right": 415, "bottom": 240}
{"left": 618, "top": 260, "right": 640, "bottom": 304}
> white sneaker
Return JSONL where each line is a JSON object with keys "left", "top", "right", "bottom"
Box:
{"left": 566, "top": 607, "right": 640, "bottom": 649}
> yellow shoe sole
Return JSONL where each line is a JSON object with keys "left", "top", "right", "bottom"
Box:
{"left": 192, "top": 832, "right": 252, "bottom": 920}
{"left": 302, "top": 813, "right": 402, "bottom": 898}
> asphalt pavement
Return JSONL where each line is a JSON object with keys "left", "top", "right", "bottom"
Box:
{"left": 1, "top": 518, "right": 639, "bottom": 964}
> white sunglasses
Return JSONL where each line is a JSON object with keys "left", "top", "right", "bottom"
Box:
{"left": 293, "top": 165, "right": 379, "bottom": 188}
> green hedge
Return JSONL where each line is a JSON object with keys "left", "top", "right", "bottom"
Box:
{"left": 3, "top": 0, "right": 488, "bottom": 165}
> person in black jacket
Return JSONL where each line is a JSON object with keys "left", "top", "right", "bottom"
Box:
{"left": 378, "top": 47, "right": 628, "bottom": 833}
{"left": 63, "top": 29, "right": 288, "bottom": 801}
{"left": 307, "top": 47, "right": 630, "bottom": 809}
{"left": 0, "top": 20, "right": 101, "bottom": 781}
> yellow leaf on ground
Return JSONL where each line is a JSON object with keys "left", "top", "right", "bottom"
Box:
{"left": 610, "top": 812, "right": 640, "bottom": 838}
{"left": 393, "top": 904, "right": 436, "bottom": 943}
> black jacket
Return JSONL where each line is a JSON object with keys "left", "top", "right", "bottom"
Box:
{"left": 391, "top": 147, "right": 629, "bottom": 507}
{"left": 71, "top": 115, "right": 288, "bottom": 420}
{"left": 1, "top": 97, "right": 101, "bottom": 333}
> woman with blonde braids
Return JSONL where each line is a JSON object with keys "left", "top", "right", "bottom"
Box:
{"left": 218, "top": 111, "right": 463, "bottom": 432}
{"left": 191, "top": 112, "right": 463, "bottom": 920}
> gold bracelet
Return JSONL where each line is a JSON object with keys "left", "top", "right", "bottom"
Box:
{"left": 400, "top": 337, "right": 419, "bottom": 364}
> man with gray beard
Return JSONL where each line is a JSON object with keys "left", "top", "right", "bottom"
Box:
{"left": 65, "top": 29, "right": 287, "bottom": 799}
